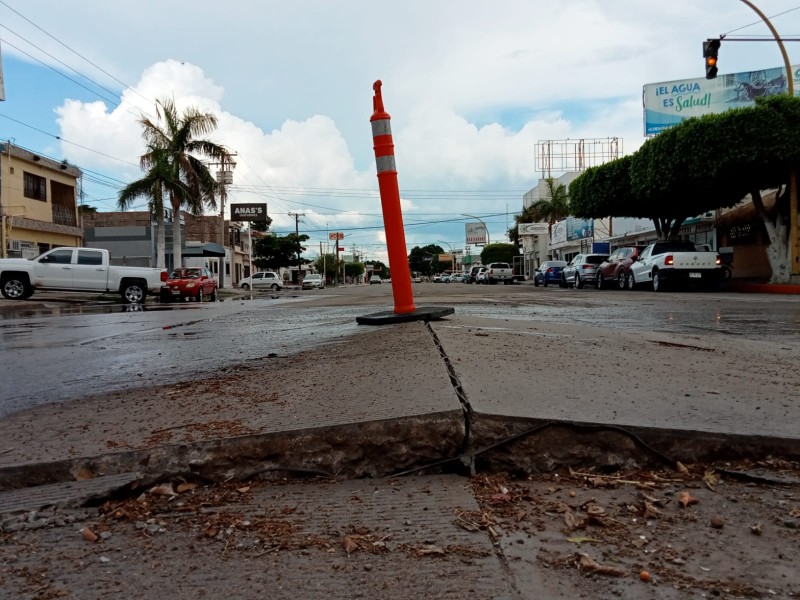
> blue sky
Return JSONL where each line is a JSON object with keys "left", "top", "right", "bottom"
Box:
{"left": 2, "top": 0, "right": 800, "bottom": 262}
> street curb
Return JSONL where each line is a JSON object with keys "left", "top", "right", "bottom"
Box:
{"left": 727, "top": 282, "right": 800, "bottom": 295}
{"left": 0, "top": 411, "right": 466, "bottom": 492}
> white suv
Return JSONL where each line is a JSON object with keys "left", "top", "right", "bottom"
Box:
{"left": 240, "top": 271, "right": 283, "bottom": 291}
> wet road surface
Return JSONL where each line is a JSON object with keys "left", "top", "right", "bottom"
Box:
{"left": 1, "top": 285, "right": 798, "bottom": 416}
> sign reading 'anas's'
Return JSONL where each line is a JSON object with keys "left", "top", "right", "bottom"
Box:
{"left": 231, "top": 203, "right": 267, "bottom": 221}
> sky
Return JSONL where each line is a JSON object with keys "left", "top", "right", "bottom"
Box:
{"left": 2, "top": 0, "right": 800, "bottom": 263}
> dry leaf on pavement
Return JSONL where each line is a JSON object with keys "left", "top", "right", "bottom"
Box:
{"left": 176, "top": 483, "right": 199, "bottom": 493}
{"left": 343, "top": 535, "right": 359, "bottom": 555}
{"left": 703, "top": 469, "right": 720, "bottom": 490}
{"left": 149, "top": 483, "right": 177, "bottom": 497}
{"left": 80, "top": 527, "right": 98, "bottom": 542}
{"left": 676, "top": 461, "right": 690, "bottom": 475}
{"left": 576, "top": 553, "right": 626, "bottom": 577}
{"left": 677, "top": 491, "right": 699, "bottom": 508}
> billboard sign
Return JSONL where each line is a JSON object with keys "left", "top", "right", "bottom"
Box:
{"left": 566, "top": 217, "right": 593, "bottom": 241}
{"left": 329, "top": 232, "right": 345, "bottom": 240}
{"left": 518, "top": 222, "right": 549, "bottom": 236}
{"left": 465, "top": 222, "right": 487, "bottom": 245}
{"left": 643, "top": 64, "right": 800, "bottom": 135}
{"left": 231, "top": 203, "right": 267, "bottom": 221}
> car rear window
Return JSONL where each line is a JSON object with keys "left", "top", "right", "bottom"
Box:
{"left": 490, "top": 263, "right": 510, "bottom": 268}
{"left": 586, "top": 255, "right": 607, "bottom": 265}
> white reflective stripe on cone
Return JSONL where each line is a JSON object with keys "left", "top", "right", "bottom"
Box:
{"left": 376, "top": 155, "right": 396, "bottom": 173}
{"left": 371, "top": 119, "right": 392, "bottom": 136}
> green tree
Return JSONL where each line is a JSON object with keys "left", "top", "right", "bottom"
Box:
{"left": 480, "top": 243, "right": 518, "bottom": 265}
{"left": 408, "top": 244, "right": 444, "bottom": 276}
{"left": 137, "top": 98, "right": 231, "bottom": 268}
{"left": 345, "top": 262, "right": 365, "bottom": 280}
{"left": 253, "top": 233, "right": 309, "bottom": 271}
{"left": 251, "top": 218, "right": 273, "bottom": 233}
{"left": 117, "top": 151, "right": 178, "bottom": 269}
{"left": 365, "top": 260, "right": 390, "bottom": 279}
{"left": 314, "top": 253, "right": 343, "bottom": 284}
{"left": 569, "top": 95, "right": 800, "bottom": 282}
{"left": 507, "top": 204, "right": 541, "bottom": 245}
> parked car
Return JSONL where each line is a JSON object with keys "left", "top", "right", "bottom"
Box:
{"left": 485, "top": 262, "right": 514, "bottom": 285}
{"left": 628, "top": 241, "right": 720, "bottom": 292}
{"left": 475, "top": 267, "right": 489, "bottom": 284}
{"left": 533, "top": 261, "right": 568, "bottom": 287}
{"left": 302, "top": 273, "right": 325, "bottom": 290}
{"left": 441, "top": 274, "right": 451, "bottom": 283}
{"left": 467, "top": 265, "right": 484, "bottom": 284}
{"left": 369, "top": 275, "right": 382, "bottom": 284}
{"left": 162, "top": 267, "right": 217, "bottom": 302}
{"left": 412, "top": 276, "right": 423, "bottom": 283}
{"left": 595, "top": 246, "right": 647, "bottom": 290}
{"left": 432, "top": 274, "right": 442, "bottom": 283}
{"left": 561, "top": 254, "right": 609, "bottom": 289}
{"left": 240, "top": 271, "right": 283, "bottom": 291}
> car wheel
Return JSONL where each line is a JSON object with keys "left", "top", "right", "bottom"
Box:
{"left": 197, "top": 289, "right": 204, "bottom": 302}
{"left": 617, "top": 270, "right": 627, "bottom": 290}
{"left": 1, "top": 275, "right": 33, "bottom": 300}
{"left": 210, "top": 288, "right": 217, "bottom": 302}
{"left": 575, "top": 274, "right": 583, "bottom": 289}
{"left": 596, "top": 274, "right": 604, "bottom": 290}
{"left": 652, "top": 270, "right": 665, "bottom": 292}
{"left": 627, "top": 271, "right": 637, "bottom": 290}
{"left": 271, "top": 283, "right": 280, "bottom": 291}
{"left": 121, "top": 280, "right": 146, "bottom": 304}
{"left": 242, "top": 283, "right": 251, "bottom": 290}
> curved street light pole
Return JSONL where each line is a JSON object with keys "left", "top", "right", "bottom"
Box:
{"left": 461, "top": 213, "right": 490, "bottom": 246}
{"left": 737, "top": 0, "right": 798, "bottom": 278}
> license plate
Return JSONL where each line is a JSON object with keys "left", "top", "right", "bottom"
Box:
{"left": 689, "top": 272, "right": 702, "bottom": 279}
{"left": 171, "top": 289, "right": 181, "bottom": 295}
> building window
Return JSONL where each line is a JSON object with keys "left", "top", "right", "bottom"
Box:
{"left": 23, "top": 172, "right": 47, "bottom": 201}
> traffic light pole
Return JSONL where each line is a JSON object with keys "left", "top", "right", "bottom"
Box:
{"left": 737, "top": 0, "right": 799, "bottom": 279}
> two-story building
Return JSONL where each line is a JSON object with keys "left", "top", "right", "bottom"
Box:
{"left": 0, "top": 143, "right": 83, "bottom": 258}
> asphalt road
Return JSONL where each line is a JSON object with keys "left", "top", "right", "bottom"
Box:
{"left": 1, "top": 282, "right": 798, "bottom": 417}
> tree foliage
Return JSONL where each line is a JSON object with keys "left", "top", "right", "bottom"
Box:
{"left": 508, "top": 177, "right": 570, "bottom": 244}
{"left": 253, "top": 233, "right": 309, "bottom": 271}
{"left": 314, "top": 253, "right": 343, "bottom": 281}
{"left": 365, "top": 260, "right": 390, "bottom": 278}
{"left": 408, "top": 244, "right": 444, "bottom": 276}
{"left": 480, "top": 243, "right": 519, "bottom": 265}
{"left": 570, "top": 95, "right": 800, "bottom": 224}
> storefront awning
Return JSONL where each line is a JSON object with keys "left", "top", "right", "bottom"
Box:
{"left": 182, "top": 242, "right": 226, "bottom": 257}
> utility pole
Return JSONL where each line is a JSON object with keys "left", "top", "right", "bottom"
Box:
{"left": 288, "top": 211, "right": 305, "bottom": 283}
{"left": 213, "top": 152, "right": 236, "bottom": 288}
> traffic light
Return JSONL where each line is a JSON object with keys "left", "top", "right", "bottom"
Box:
{"left": 703, "top": 38, "right": 721, "bottom": 79}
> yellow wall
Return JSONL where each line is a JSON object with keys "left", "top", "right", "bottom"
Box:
{"left": 2, "top": 159, "right": 78, "bottom": 222}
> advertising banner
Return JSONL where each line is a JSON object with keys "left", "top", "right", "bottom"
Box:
{"left": 519, "top": 223, "right": 549, "bottom": 236}
{"left": 231, "top": 203, "right": 267, "bottom": 221}
{"left": 643, "top": 64, "right": 800, "bottom": 136}
{"left": 551, "top": 220, "right": 567, "bottom": 245}
{"left": 566, "top": 217, "right": 593, "bottom": 241}
{"left": 465, "top": 222, "right": 487, "bottom": 245}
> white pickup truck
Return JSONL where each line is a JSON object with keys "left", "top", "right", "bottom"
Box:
{"left": 485, "top": 262, "right": 514, "bottom": 285}
{"left": 0, "top": 247, "right": 168, "bottom": 303}
{"left": 628, "top": 240, "right": 720, "bottom": 292}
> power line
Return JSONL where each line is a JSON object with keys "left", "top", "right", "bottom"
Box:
{"left": 722, "top": 5, "right": 800, "bottom": 35}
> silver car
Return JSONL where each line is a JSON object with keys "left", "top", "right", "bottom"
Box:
{"left": 302, "top": 274, "right": 325, "bottom": 290}
{"left": 240, "top": 271, "right": 283, "bottom": 291}
{"left": 561, "top": 254, "right": 609, "bottom": 289}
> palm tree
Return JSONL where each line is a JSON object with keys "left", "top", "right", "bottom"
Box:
{"left": 117, "top": 151, "right": 178, "bottom": 268}
{"left": 137, "top": 98, "right": 230, "bottom": 268}
{"left": 529, "top": 177, "right": 570, "bottom": 225}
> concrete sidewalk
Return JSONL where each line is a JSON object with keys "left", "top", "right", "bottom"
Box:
{"left": 2, "top": 311, "right": 800, "bottom": 598}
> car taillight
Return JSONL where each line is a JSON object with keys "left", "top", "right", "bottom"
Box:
{"left": 547, "top": 268, "right": 553, "bottom": 273}
{"left": 716, "top": 255, "right": 721, "bottom": 265}
{"left": 664, "top": 255, "right": 674, "bottom": 266}
{"left": 161, "top": 270, "right": 168, "bottom": 282}
{"left": 582, "top": 265, "right": 593, "bottom": 270}
{"left": 489, "top": 269, "right": 493, "bottom": 275}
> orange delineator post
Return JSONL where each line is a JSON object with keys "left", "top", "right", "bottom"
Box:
{"left": 370, "top": 80, "right": 416, "bottom": 314}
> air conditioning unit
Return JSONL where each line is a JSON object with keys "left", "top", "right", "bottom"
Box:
{"left": 700, "top": 211, "right": 715, "bottom": 221}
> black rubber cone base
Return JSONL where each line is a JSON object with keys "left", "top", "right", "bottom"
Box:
{"left": 356, "top": 305, "right": 455, "bottom": 325}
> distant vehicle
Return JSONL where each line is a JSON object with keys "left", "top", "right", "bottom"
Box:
{"left": 369, "top": 275, "right": 382, "bottom": 285}
{"left": 467, "top": 265, "right": 484, "bottom": 284}
{"left": 533, "top": 261, "right": 568, "bottom": 287}
{"left": 441, "top": 274, "right": 451, "bottom": 283}
{"left": 561, "top": 254, "right": 609, "bottom": 289}
{"left": 412, "top": 276, "right": 423, "bottom": 283}
{"left": 432, "top": 274, "right": 442, "bottom": 283}
{"left": 628, "top": 241, "right": 720, "bottom": 292}
{"left": 475, "top": 267, "right": 489, "bottom": 284}
{"left": 485, "top": 262, "right": 513, "bottom": 285}
{"left": 302, "top": 273, "right": 325, "bottom": 290}
{"left": 240, "top": 271, "right": 283, "bottom": 291}
{"left": 595, "top": 246, "right": 647, "bottom": 290}
{"left": 162, "top": 267, "right": 218, "bottom": 302}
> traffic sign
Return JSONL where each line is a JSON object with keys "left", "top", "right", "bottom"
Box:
{"left": 329, "top": 232, "right": 344, "bottom": 240}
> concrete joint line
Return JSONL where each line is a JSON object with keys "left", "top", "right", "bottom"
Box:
{"left": 425, "top": 322, "right": 472, "bottom": 452}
